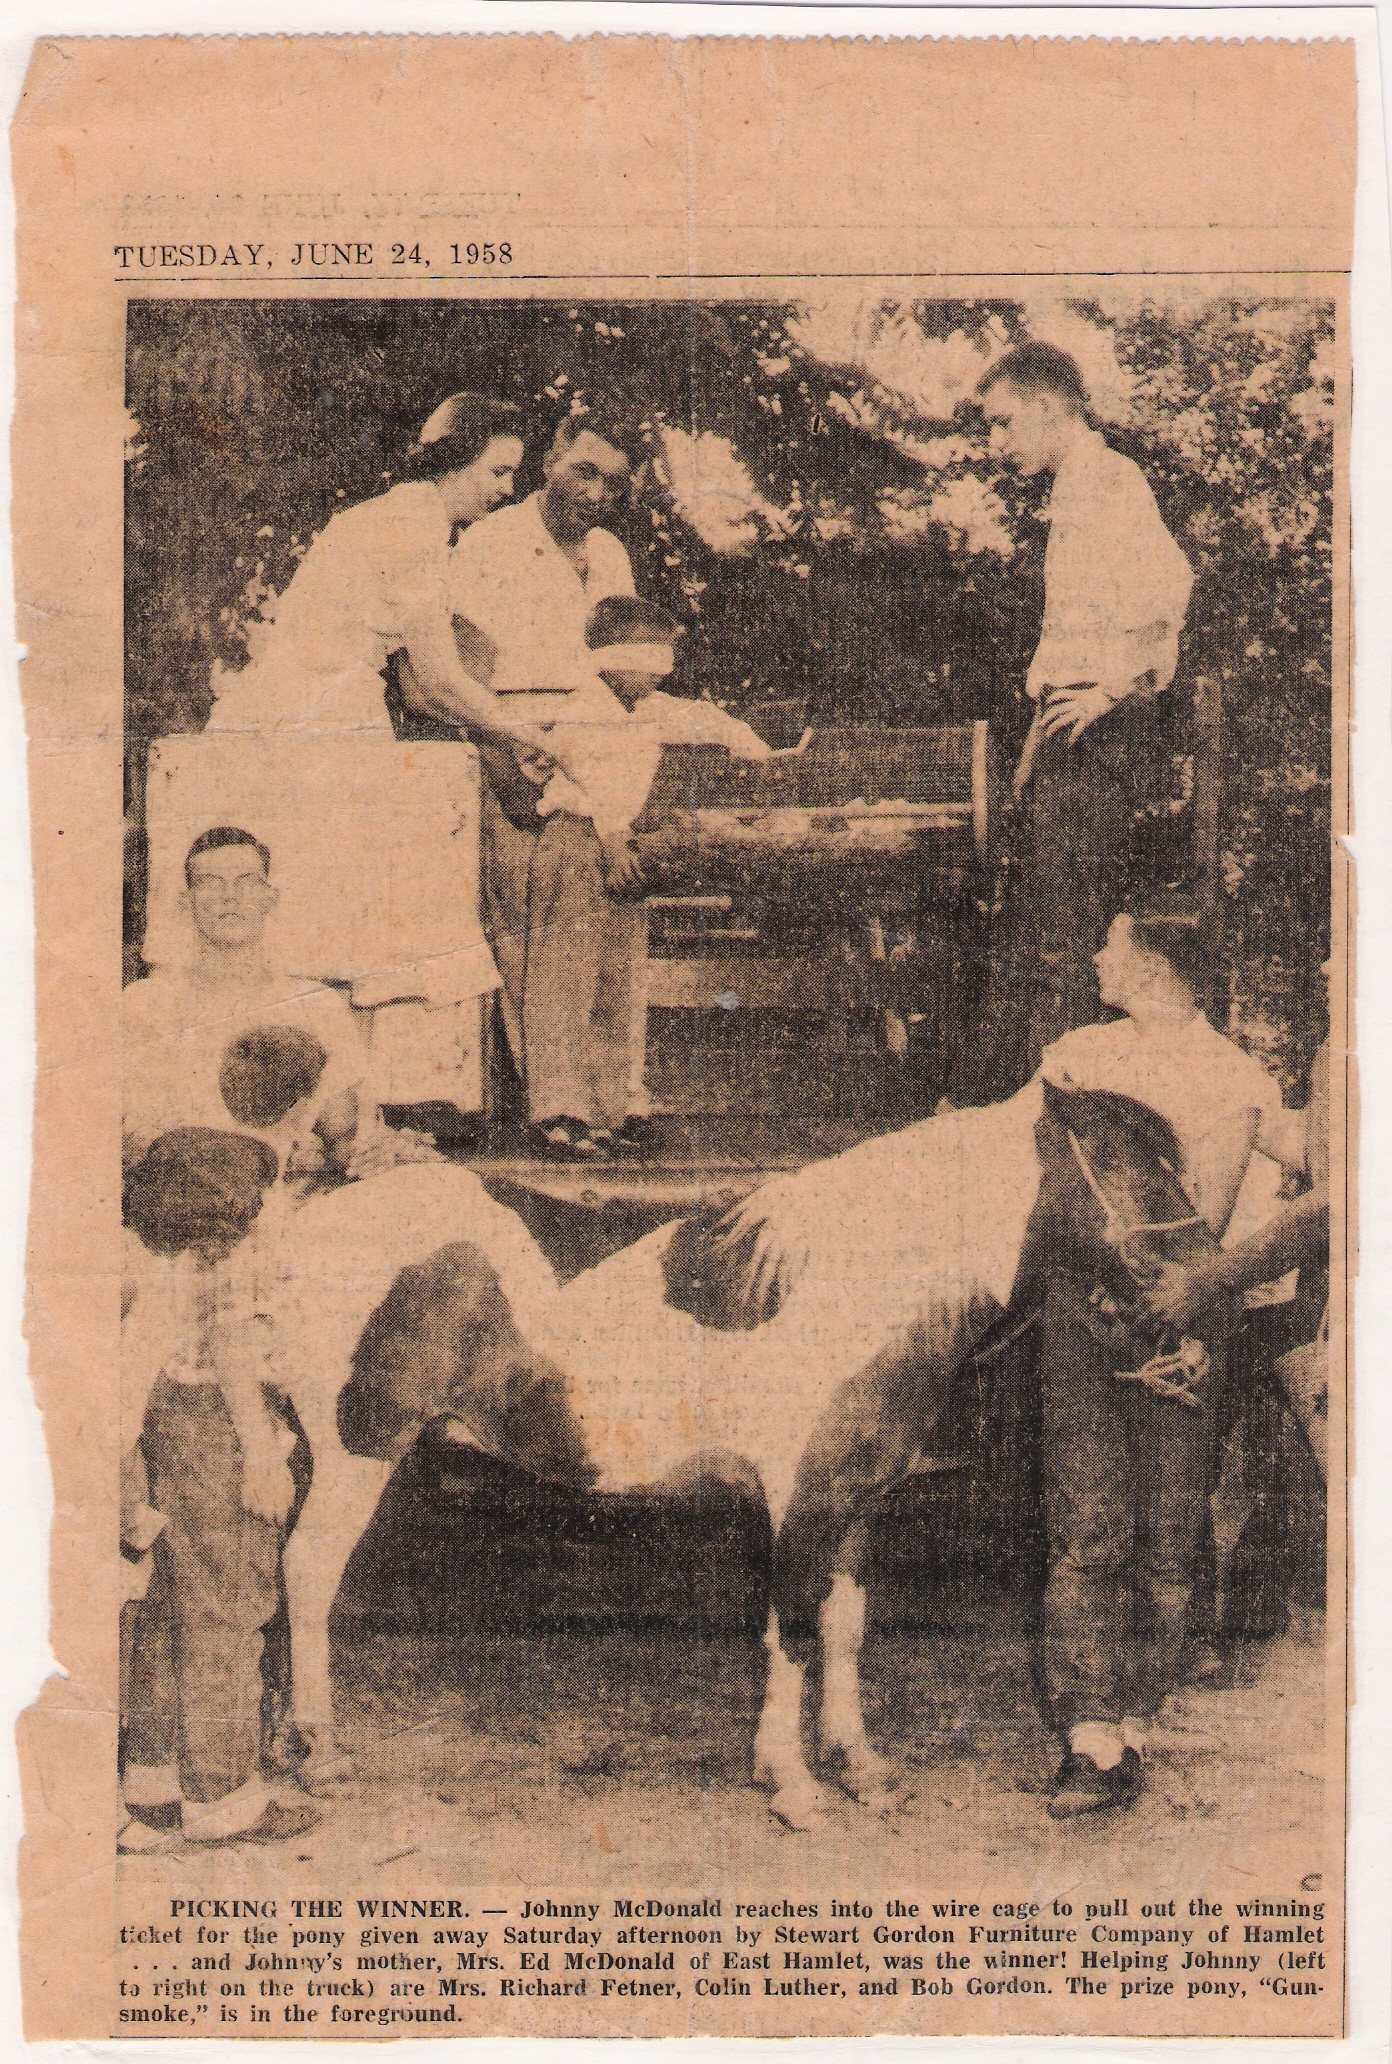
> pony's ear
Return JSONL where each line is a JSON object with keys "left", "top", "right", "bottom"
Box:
{"left": 1040, "top": 1077, "right": 1077, "bottom": 1123}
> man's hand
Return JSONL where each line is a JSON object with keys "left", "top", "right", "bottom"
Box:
{"left": 239, "top": 1419, "right": 298, "bottom": 1526}
{"left": 1039, "top": 684, "right": 1116, "bottom": 742}
{"left": 1144, "top": 1256, "right": 1231, "bottom": 1333}
{"left": 599, "top": 830, "right": 645, "bottom": 898}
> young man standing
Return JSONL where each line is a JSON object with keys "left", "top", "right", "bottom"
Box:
{"left": 961, "top": 344, "right": 1194, "bottom": 1099}
{"left": 1036, "top": 907, "right": 1282, "bottom": 1817}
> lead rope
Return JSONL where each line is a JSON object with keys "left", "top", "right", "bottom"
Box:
{"left": 1063, "top": 1127, "right": 1211, "bottom": 1407}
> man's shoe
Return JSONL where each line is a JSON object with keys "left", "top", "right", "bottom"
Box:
{"left": 530, "top": 1118, "right": 605, "bottom": 1163}
{"left": 1046, "top": 1748, "right": 1143, "bottom": 1820}
{"left": 1115, "top": 1745, "right": 1144, "bottom": 1806}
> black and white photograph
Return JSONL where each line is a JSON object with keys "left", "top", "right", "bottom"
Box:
{"left": 112, "top": 284, "right": 1339, "bottom": 1969}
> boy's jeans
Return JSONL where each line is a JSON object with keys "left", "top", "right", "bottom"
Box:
{"left": 1041, "top": 1272, "right": 1224, "bottom": 1730}
{"left": 125, "top": 1378, "right": 283, "bottom": 1823}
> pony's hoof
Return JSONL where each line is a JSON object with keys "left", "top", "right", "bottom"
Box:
{"left": 293, "top": 1728, "right": 358, "bottom": 1794}
{"left": 760, "top": 1774, "right": 836, "bottom": 1832}
{"left": 824, "top": 1745, "right": 901, "bottom": 1814}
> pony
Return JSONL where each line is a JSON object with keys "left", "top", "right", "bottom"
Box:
{"left": 276, "top": 1081, "right": 1227, "bottom": 1830}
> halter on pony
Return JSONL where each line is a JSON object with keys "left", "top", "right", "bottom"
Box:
{"left": 1064, "top": 1125, "right": 1211, "bottom": 1410}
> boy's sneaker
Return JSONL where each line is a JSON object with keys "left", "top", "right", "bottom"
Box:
{"left": 118, "top": 1800, "right": 183, "bottom": 1854}
{"left": 191, "top": 1799, "right": 322, "bottom": 1846}
{"left": 1046, "top": 1747, "right": 1143, "bottom": 1819}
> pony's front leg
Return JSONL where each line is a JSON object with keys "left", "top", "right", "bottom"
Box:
{"left": 752, "top": 1610, "right": 835, "bottom": 1831}
{"left": 818, "top": 1548, "right": 897, "bottom": 1814}
{"left": 281, "top": 1448, "right": 395, "bottom": 1782}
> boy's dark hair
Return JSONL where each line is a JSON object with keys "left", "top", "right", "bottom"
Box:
{"left": 1128, "top": 905, "right": 1208, "bottom": 997}
{"left": 124, "top": 1127, "right": 279, "bottom": 1257}
{"left": 978, "top": 342, "right": 1090, "bottom": 416}
{"left": 219, "top": 1024, "right": 329, "bottom": 1130}
{"left": 551, "top": 409, "right": 649, "bottom": 471}
{"left": 184, "top": 825, "right": 270, "bottom": 887}
{"left": 405, "top": 392, "right": 526, "bottom": 482}
{"left": 585, "top": 595, "right": 682, "bottom": 649}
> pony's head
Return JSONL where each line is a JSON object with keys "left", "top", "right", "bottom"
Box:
{"left": 339, "top": 1242, "right": 596, "bottom": 1485}
{"left": 1034, "top": 1081, "right": 1225, "bottom": 1320}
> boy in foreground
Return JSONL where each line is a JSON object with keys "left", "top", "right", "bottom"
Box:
{"left": 120, "top": 1027, "right": 333, "bottom": 1849}
{"left": 1035, "top": 907, "right": 1283, "bottom": 1817}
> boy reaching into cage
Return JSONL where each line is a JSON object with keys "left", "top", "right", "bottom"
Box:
{"left": 482, "top": 595, "right": 774, "bottom": 1161}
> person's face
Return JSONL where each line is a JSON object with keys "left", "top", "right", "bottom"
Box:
{"left": 1093, "top": 915, "right": 1154, "bottom": 1011}
{"left": 600, "top": 666, "right": 664, "bottom": 711}
{"left": 443, "top": 434, "right": 525, "bottom": 527}
{"left": 186, "top": 847, "right": 276, "bottom": 951}
{"left": 542, "top": 430, "right": 633, "bottom": 543}
{"left": 982, "top": 380, "right": 1066, "bottom": 477}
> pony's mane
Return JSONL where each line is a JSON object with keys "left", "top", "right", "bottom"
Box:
{"left": 1052, "top": 1085, "right": 1183, "bottom": 1174}
{"left": 662, "top": 1208, "right": 781, "bottom": 1331}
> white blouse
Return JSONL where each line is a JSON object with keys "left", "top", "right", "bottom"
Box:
{"left": 208, "top": 482, "right": 453, "bottom": 735}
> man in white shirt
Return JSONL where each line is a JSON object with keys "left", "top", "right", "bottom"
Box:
{"left": 432, "top": 412, "right": 649, "bottom": 1154}
{"left": 960, "top": 344, "right": 1194, "bottom": 1098}
{"left": 124, "top": 826, "right": 367, "bottom": 1176}
{"left": 1033, "top": 907, "right": 1283, "bottom": 1819}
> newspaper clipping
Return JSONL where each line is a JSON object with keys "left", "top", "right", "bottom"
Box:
{"left": 10, "top": 29, "right": 1356, "bottom": 2040}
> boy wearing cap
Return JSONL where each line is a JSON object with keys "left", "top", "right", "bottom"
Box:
{"left": 482, "top": 596, "right": 771, "bottom": 1159}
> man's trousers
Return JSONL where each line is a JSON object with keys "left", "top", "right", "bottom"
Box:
{"left": 480, "top": 788, "right": 645, "bottom": 1134}
{"left": 955, "top": 698, "right": 1159, "bottom": 1101}
{"left": 1041, "top": 1274, "right": 1224, "bottom": 1731}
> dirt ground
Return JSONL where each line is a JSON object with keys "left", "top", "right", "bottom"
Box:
{"left": 119, "top": 1606, "right": 1327, "bottom": 1896}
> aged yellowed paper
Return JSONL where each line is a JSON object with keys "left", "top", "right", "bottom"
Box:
{"left": 10, "top": 29, "right": 1355, "bottom": 2040}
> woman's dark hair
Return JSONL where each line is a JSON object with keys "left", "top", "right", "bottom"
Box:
{"left": 978, "top": 342, "right": 1090, "bottom": 416}
{"left": 1128, "top": 905, "right": 1209, "bottom": 997}
{"left": 405, "top": 393, "right": 526, "bottom": 481}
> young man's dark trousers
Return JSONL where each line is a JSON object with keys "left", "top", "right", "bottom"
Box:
{"left": 956, "top": 696, "right": 1161, "bottom": 1102}
{"left": 1041, "top": 1273, "right": 1224, "bottom": 1730}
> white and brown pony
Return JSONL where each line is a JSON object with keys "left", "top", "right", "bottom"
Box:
{"left": 276, "top": 1083, "right": 1226, "bottom": 1829}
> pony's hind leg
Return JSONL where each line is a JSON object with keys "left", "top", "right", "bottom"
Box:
{"left": 281, "top": 1446, "right": 395, "bottom": 1785}
{"left": 752, "top": 1610, "right": 836, "bottom": 1831}
{"left": 818, "top": 1527, "right": 898, "bottom": 1813}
